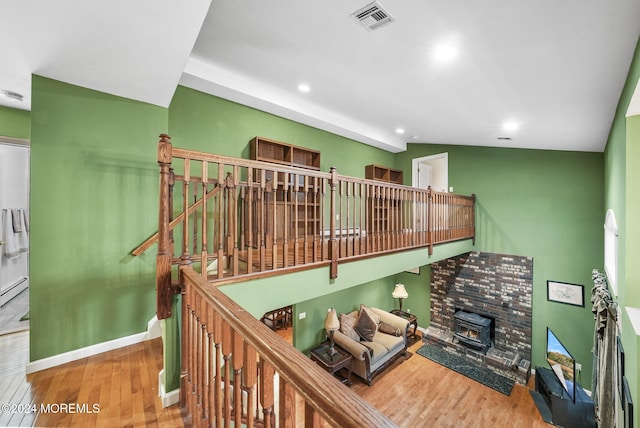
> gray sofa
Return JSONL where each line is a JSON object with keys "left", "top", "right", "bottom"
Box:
{"left": 333, "top": 306, "right": 409, "bottom": 385}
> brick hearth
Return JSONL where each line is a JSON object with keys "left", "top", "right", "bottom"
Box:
{"left": 425, "top": 251, "right": 533, "bottom": 385}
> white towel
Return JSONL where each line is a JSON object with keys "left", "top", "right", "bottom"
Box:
{"left": 2, "top": 209, "right": 20, "bottom": 259}
{"left": 17, "top": 209, "right": 29, "bottom": 253}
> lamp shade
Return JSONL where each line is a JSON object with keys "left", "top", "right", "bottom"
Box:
{"left": 392, "top": 283, "right": 408, "bottom": 299}
{"left": 324, "top": 308, "right": 339, "bottom": 332}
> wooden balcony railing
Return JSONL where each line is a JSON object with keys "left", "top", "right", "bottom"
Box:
{"left": 180, "top": 266, "right": 395, "bottom": 427}
{"left": 145, "top": 134, "right": 475, "bottom": 427}
{"left": 139, "top": 134, "right": 475, "bottom": 319}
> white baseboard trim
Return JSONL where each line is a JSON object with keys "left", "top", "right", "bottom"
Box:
{"left": 26, "top": 315, "right": 162, "bottom": 374}
{"left": 158, "top": 369, "right": 180, "bottom": 407}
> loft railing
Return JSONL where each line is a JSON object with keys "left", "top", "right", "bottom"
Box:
{"left": 146, "top": 134, "right": 475, "bottom": 427}
{"left": 180, "top": 266, "right": 395, "bottom": 427}
{"left": 141, "top": 134, "right": 475, "bottom": 319}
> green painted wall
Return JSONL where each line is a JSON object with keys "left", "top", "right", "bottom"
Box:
{"left": 396, "top": 145, "right": 603, "bottom": 383}
{"left": 0, "top": 106, "right": 30, "bottom": 139}
{"left": 604, "top": 32, "right": 640, "bottom": 428}
{"left": 395, "top": 266, "right": 431, "bottom": 328}
{"left": 294, "top": 277, "right": 395, "bottom": 354}
{"left": 29, "top": 76, "right": 166, "bottom": 360}
{"left": 168, "top": 86, "right": 396, "bottom": 176}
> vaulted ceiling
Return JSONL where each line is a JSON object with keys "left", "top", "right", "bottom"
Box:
{"left": 2, "top": 0, "right": 639, "bottom": 153}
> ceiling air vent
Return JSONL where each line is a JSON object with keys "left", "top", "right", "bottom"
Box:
{"left": 351, "top": 1, "right": 395, "bottom": 31}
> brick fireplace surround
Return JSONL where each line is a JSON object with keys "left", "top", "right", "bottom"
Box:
{"left": 425, "top": 251, "right": 533, "bottom": 384}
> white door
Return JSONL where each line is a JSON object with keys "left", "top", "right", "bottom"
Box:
{"left": 418, "top": 163, "right": 432, "bottom": 189}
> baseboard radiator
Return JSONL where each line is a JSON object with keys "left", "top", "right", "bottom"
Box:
{"left": 0, "top": 276, "right": 28, "bottom": 308}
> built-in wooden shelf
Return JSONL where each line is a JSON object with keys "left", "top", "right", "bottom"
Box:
{"left": 250, "top": 136, "right": 322, "bottom": 239}
{"left": 251, "top": 136, "right": 320, "bottom": 170}
{"left": 365, "top": 164, "right": 403, "bottom": 185}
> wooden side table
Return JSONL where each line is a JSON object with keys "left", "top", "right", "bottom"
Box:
{"left": 390, "top": 309, "right": 419, "bottom": 341}
{"left": 310, "top": 343, "right": 353, "bottom": 386}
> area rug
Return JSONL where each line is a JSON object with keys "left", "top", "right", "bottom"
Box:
{"left": 416, "top": 343, "right": 515, "bottom": 396}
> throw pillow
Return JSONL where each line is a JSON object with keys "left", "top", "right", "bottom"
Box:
{"left": 340, "top": 313, "right": 360, "bottom": 342}
{"left": 378, "top": 322, "right": 401, "bottom": 337}
{"left": 359, "top": 304, "right": 381, "bottom": 325}
{"left": 354, "top": 309, "right": 377, "bottom": 342}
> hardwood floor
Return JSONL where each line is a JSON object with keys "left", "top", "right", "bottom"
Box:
{"left": 349, "top": 340, "right": 548, "bottom": 427}
{"left": 0, "top": 331, "right": 547, "bottom": 427}
{"left": 0, "top": 331, "right": 183, "bottom": 427}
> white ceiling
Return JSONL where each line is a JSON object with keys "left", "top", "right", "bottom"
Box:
{"left": 2, "top": 0, "right": 639, "bottom": 153}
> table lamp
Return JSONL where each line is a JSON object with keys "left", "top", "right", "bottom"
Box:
{"left": 392, "top": 283, "right": 408, "bottom": 311}
{"left": 324, "top": 308, "right": 340, "bottom": 358}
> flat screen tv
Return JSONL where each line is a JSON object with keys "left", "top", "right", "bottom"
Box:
{"left": 546, "top": 327, "right": 576, "bottom": 402}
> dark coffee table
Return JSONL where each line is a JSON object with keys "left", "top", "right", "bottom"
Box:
{"left": 310, "top": 342, "right": 353, "bottom": 386}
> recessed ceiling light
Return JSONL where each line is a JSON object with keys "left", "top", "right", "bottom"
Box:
{"left": 502, "top": 121, "right": 520, "bottom": 132}
{"left": 433, "top": 43, "right": 458, "bottom": 63}
{"left": 395, "top": 128, "right": 405, "bottom": 135}
{"left": 298, "top": 84, "right": 311, "bottom": 93}
{"left": 0, "top": 90, "right": 24, "bottom": 103}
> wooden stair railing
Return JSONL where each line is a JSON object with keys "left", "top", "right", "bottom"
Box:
{"left": 132, "top": 180, "right": 226, "bottom": 256}
{"left": 152, "top": 134, "right": 476, "bottom": 319}
{"left": 180, "top": 266, "right": 397, "bottom": 428}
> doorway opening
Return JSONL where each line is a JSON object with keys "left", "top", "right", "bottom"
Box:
{"left": 0, "top": 138, "right": 30, "bottom": 336}
{"left": 412, "top": 153, "right": 449, "bottom": 192}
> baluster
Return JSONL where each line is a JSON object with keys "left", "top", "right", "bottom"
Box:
{"left": 279, "top": 379, "right": 296, "bottom": 427}
{"left": 221, "top": 323, "right": 232, "bottom": 428}
{"left": 305, "top": 401, "right": 321, "bottom": 427}
{"left": 259, "top": 170, "right": 266, "bottom": 272}
{"left": 338, "top": 180, "right": 343, "bottom": 258}
{"left": 259, "top": 359, "right": 275, "bottom": 428}
{"left": 216, "top": 164, "right": 225, "bottom": 279}
{"left": 246, "top": 168, "right": 254, "bottom": 274}
{"left": 198, "top": 295, "right": 206, "bottom": 420}
{"left": 243, "top": 345, "right": 257, "bottom": 428}
{"left": 213, "top": 311, "right": 223, "bottom": 427}
{"left": 182, "top": 159, "right": 192, "bottom": 265}
{"left": 328, "top": 167, "right": 338, "bottom": 279}
{"left": 303, "top": 175, "right": 309, "bottom": 263}
{"left": 305, "top": 177, "right": 320, "bottom": 262}
{"left": 427, "top": 187, "right": 433, "bottom": 255}
{"left": 204, "top": 306, "right": 214, "bottom": 426}
{"left": 271, "top": 172, "right": 278, "bottom": 270}
{"left": 283, "top": 172, "right": 290, "bottom": 268}
{"left": 232, "top": 331, "right": 244, "bottom": 427}
{"left": 229, "top": 168, "right": 239, "bottom": 276}
{"left": 201, "top": 163, "right": 209, "bottom": 278}
{"left": 189, "top": 286, "right": 197, "bottom": 418}
{"left": 359, "top": 182, "right": 364, "bottom": 255}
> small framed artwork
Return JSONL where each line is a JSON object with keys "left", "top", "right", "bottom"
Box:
{"left": 623, "top": 376, "right": 633, "bottom": 428}
{"left": 618, "top": 336, "right": 625, "bottom": 399}
{"left": 547, "top": 280, "right": 585, "bottom": 307}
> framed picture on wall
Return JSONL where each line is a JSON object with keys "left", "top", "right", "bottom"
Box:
{"left": 547, "top": 281, "right": 584, "bottom": 307}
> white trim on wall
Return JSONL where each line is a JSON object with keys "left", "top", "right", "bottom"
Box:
{"left": 26, "top": 316, "right": 161, "bottom": 374}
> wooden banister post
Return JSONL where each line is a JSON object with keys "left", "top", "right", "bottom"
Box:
{"left": 329, "top": 167, "right": 338, "bottom": 279}
{"left": 157, "top": 134, "right": 174, "bottom": 319}
{"left": 427, "top": 186, "right": 434, "bottom": 256}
